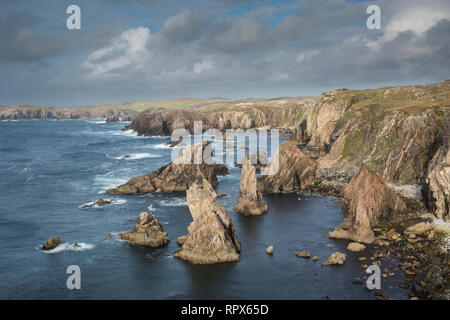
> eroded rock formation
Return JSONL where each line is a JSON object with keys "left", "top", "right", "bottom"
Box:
{"left": 329, "top": 166, "right": 407, "bottom": 243}
{"left": 118, "top": 212, "right": 168, "bottom": 247}
{"left": 174, "top": 179, "right": 241, "bottom": 264}
{"left": 425, "top": 116, "right": 450, "bottom": 221}
{"left": 107, "top": 141, "right": 228, "bottom": 194}
{"left": 257, "top": 140, "right": 316, "bottom": 194}
{"left": 123, "top": 108, "right": 197, "bottom": 136}
{"left": 234, "top": 158, "right": 268, "bottom": 215}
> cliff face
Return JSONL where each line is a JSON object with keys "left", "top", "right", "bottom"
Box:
{"left": 424, "top": 115, "right": 450, "bottom": 220}
{"left": 329, "top": 166, "right": 407, "bottom": 243}
{"left": 300, "top": 84, "right": 449, "bottom": 186}
{"left": 0, "top": 106, "right": 138, "bottom": 120}
{"left": 123, "top": 108, "right": 198, "bottom": 136}
{"left": 257, "top": 140, "right": 316, "bottom": 194}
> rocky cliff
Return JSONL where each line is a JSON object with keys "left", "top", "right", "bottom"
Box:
{"left": 123, "top": 108, "right": 198, "bottom": 136}
{"left": 257, "top": 140, "right": 317, "bottom": 194}
{"left": 174, "top": 179, "right": 241, "bottom": 264}
{"left": 0, "top": 106, "right": 138, "bottom": 120}
{"left": 328, "top": 166, "right": 407, "bottom": 243}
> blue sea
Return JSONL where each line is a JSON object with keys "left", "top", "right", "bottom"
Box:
{"left": 0, "top": 119, "right": 409, "bottom": 299}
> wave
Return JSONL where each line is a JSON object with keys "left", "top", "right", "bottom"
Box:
{"left": 147, "top": 204, "right": 159, "bottom": 212}
{"left": 159, "top": 198, "right": 187, "bottom": 207}
{"left": 78, "top": 198, "right": 127, "bottom": 209}
{"left": 150, "top": 143, "right": 171, "bottom": 149}
{"left": 93, "top": 174, "right": 128, "bottom": 194}
{"left": 115, "top": 153, "right": 160, "bottom": 160}
{"left": 40, "top": 242, "right": 95, "bottom": 254}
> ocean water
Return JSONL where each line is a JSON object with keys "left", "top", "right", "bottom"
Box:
{"left": 0, "top": 120, "right": 409, "bottom": 299}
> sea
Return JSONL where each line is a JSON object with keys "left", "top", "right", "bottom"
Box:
{"left": 0, "top": 119, "right": 409, "bottom": 299}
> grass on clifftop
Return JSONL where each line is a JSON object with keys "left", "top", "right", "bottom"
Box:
{"left": 330, "top": 81, "right": 450, "bottom": 115}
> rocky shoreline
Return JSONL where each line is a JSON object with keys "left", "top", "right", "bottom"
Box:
{"left": 35, "top": 81, "right": 449, "bottom": 299}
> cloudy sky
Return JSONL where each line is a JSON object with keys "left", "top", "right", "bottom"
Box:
{"left": 1, "top": 0, "right": 449, "bottom": 107}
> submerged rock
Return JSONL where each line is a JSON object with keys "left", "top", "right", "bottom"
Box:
{"left": 107, "top": 141, "right": 228, "bottom": 194}
{"left": 322, "top": 252, "right": 346, "bottom": 266}
{"left": 257, "top": 140, "right": 316, "bottom": 194}
{"left": 43, "top": 236, "right": 62, "bottom": 250}
{"left": 328, "top": 166, "right": 407, "bottom": 243}
{"left": 234, "top": 158, "right": 268, "bottom": 216}
{"left": 118, "top": 212, "right": 168, "bottom": 247}
{"left": 165, "top": 140, "right": 186, "bottom": 147}
{"left": 174, "top": 179, "right": 241, "bottom": 264}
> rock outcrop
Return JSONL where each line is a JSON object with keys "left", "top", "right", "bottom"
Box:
{"left": 322, "top": 252, "right": 346, "bottom": 266}
{"left": 43, "top": 237, "right": 62, "bottom": 250}
{"left": 174, "top": 179, "right": 241, "bottom": 264}
{"left": 118, "top": 212, "right": 168, "bottom": 247}
{"left": 257, "top": 140, "right": 317, "bottom": 194}
{"left": 235, "top": 150, "right": 268, "bottom": 172}
{"left": 329, "top": 166, "right": 407, "bottom": 243}
{"left": 123, "top": 108, "right": 197, "bottom": 136}
{"left": 234, "top": 158, "right": 268, "bottom": 215}
{"left": 107, "top": 141, "right": 228, "bottom": 194}
{"left": 106, "top": 115, "right": 119, "bottom": 123}
{"left": 424, "top": 116, "right": 450, "bottom": 221}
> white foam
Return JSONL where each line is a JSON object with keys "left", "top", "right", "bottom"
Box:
{"left": 40, "top": 242, "right": 95, "bottom": 254}
{"left": 147, "top": 204, "right": 159, "bottom": 212}
{"left": 115, "top": 153, "right": 160, "bottom": 160}
{"left": 151, "top": 143, "right": 171, "bottom": 149}
{"left": 159, "top": 199, "right": 187, "bottom": 207}
{"left": 78, "top": 198, "right": 127, "bottom": 209}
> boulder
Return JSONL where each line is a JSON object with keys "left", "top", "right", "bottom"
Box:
{"left": 322, "top": 252, "right": 346, "bottom": 266}
{"left": 266, "top": 246, "right": 274, "bottom": 255}
{"left": 328, "top": 166, "right": 407, "bottom": 243}
{"left": 43, "top": 236, "right": 62, "bottom": 250}
{"left": 296, "top": 250, "right": 310, "bottom": 258}
{"left": 118, "top": 212, "right": 168, "bottom": 247}
{"left": 346, "top": 242, "right": 366, "bottom": 252}
{"left": 107, "top": 141, "right": 228, "bottom": 194}
{"left": 177, "top": 235, "right": 187, "bottom": 246}
{"left": 96, "top": 198, "right": 115, "bottom": 206}
{"left": 174, "top": 179, "right": 241, "bottom": 264}
{"left": 234, "top": 158, "right": 268, "bottom": 215}
{"left": 257, "top": 140, "right": 316, "bottom": 194}
{"left": 404, "top": 222, "right": 434, "bottom": 235}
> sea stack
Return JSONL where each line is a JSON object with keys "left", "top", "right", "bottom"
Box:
{"left": 234, "top": 157, "right": 268, "bottom": 215}
{"left": 107, "top": 140, "right": 228, "bottom": 194}
{"left": 328, "top": 165, "right": 407, "bottom": 243}
{"left": 118, "top": 212, "right": 168, "bottom": 247}
{"left": 257, "top": 140, "right": 316, "bottom": 194}
{"left": 174, "top": 179, "right": 241, "bottom": 264}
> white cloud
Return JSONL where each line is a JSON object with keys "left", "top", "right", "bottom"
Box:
{"left": 193, "top": 59, "right": 213, "bottom": 74}
{"left": 82, "top": 27, "right": 151, "bottom": 77}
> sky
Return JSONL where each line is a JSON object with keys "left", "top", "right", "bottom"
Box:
{"left": 0, "top": 0, "right": 449, "bottom": 107}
